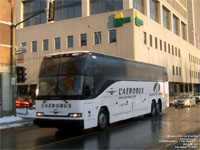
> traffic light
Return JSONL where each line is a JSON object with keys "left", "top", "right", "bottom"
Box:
{"left": 48, "top": 1, "right": 55, "bottom": 22}
{"left": 16, "top": 66, "right": 27, "bottom": 83}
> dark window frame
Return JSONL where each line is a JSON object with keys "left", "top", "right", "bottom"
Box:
{"left": 32, "top": 41, "right": 37, "bottom": 52}
{"left": 55, "top": 37, "right": 61, "bottom": 50}
{"left": 81, "top": 33, "right": 87, "bottom": 47}
{"left": 43, "top": 39, "right": 48, "bottom": 51}
{"left": 109, "top": 29, "right": 117, "bottom": 43}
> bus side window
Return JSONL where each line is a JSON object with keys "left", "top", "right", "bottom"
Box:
{"left": 84, "top": 55, "right": 94, "bottom": 97}
{"left": 85, "top": 55, "right": 93, "bottom": 76}
{"left": 84, "top": 76, "right": 94, "bottom": 97}
{"left": 93, "top": 56, "right": 104, "bottom": 95}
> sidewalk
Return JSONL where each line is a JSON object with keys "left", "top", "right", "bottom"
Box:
{"left": 0, "top": 109, "right": 36, "bottom": 130}
{"left": 0, "top": 118, "right": 34, "bottom": 130}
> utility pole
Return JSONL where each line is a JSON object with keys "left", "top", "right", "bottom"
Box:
{"left": 9, "top": 0, "right": 16, "bottom": 115}
{"left": 9, "top": 0, "right": 55, "bottom": 116}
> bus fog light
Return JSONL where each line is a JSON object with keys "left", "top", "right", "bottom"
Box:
{"left": 36, "top": 112, "right": 44, "bottom": 116}
{"left": 69, "top": 113, "right": 82, "bottom": 118}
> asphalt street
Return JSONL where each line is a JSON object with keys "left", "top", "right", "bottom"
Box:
{"left": 1, "top": 105, "right": 200, "bottom": 150}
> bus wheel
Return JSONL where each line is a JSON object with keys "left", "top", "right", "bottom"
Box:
{"left": 151, "top": 101, "right": 156, "bottom": 117}
{"left": 156, "top": 102, "right": 161, "bottom": 116}
{"left": 98, "top": 109, "right": 108, "bottom": 130}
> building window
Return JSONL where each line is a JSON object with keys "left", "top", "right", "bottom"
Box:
{"left": 176, "top": 66, "right": 178, "bottom": 76}
{"left": 94, "top": 32, "right": 101, "bottom": 45}
{"left": 90, "top": 0, "right": 123, "bottom": 15}
{"left": 163, "top": 6, "right": 170, "bottom": 30}
{"left": 67, "top": 35, "right": 73, "bottom": 48}
{"left": 155, "top": 37, "right": 157, "bottom": 49}
{"left": 134, "top": 0, "right": 144, "bottom": 14}
{"left": 175, "top": 47, "right": 177, "bottom": 56}
{"left": 81, "top": 34, "right": 87, "bottom": 46}
{"left": 43, "top": 39, "right": 48, "bottom": 51}
{"left": 23, "top": 0, "right": 47, "bottom": 27}
{"left": 144, "top": 32, "right": 147, "bottom": 44}
{"left": 168, "top": 43, "right": 170, "bottom": 53}
{"left": 150, "top": 35, "right": 152, "bottom": 47}
{"left": 55, "top": 0, "right": 82, "bottom": 21}
{"left": 150, "top": 0, "right": 159, "bottom": 23}
{"left": 173, "top": 15, "right": 179, "bottom": 35}
{"left": 185, "top": 84, "right": 188, "bottom": 92}
{"left": 181, "top": 22, "right": 186, "bottom": 40}
{"left": 160, "top": 40, "right": 162, "bottom": 50}
{"left": 172, "top": 66, "right": 175, "bottom": 75}
{"left": 164, "top": 42, "right": 166, "bottom": 52}
{"left": 32, "top": 41, "right": 37, "bottom": 52}
{"left": 55, "top": 37, "right": 61, "bottom": 50}
{"left": 189, "top": 84, "right": 192, "bottom": 92}
{"left": 179, "top": 67, "right": 181, "bottom": 76}
{"left": 172, "top": 45, "right": 174, "bottom": 55}
{"left": 22, "top": 42, "right": 27, "bottom": 53}
{"left": 109, "top": 30, "right": 116, "bottom": 43}
{"left": 180, "top": 84, "right": 184, "bottom": 93}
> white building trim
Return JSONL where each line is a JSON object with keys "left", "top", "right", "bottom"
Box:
{"left": 0, "top": 20, "right": 12, "bottom": 26}
{"left": 0, "top": 44, "right": 11, "bottom": 48}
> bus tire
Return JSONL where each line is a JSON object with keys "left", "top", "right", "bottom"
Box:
{"left": 156, "top": 102, "right": 161, "bottom": 116}
{"left": 97, "top": 109, "right": 108, "bottom": 130}
{"left": 151, "top": 101, "right": 156, "bottom": 117}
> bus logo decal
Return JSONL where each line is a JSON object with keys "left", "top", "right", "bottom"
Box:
{"left": 106, "top": 88, "right": 117, "bottom": 95}
{"left": 153, "top": 83, "right": 160, "bottom": 94}
{"left": 50, "top": 109, "right": 62, "bottom": 115}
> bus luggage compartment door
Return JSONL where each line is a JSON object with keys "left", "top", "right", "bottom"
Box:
{"left": 83, "top": 102, "right": 97, "bottom": 129}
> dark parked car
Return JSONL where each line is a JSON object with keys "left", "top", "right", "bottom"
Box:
{"left": 194, "top": 94, "right": 200, "bottom": 104}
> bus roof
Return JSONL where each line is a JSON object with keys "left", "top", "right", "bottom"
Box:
{"left": 45, "top": 51, "right": 166, "bottom": 69}
{"left": 46, "top": 50, "right": 91, "bottom": 57}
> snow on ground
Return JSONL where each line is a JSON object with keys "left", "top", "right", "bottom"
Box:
{"left": 0, "top": 108, "right": 36, "bottom": 124}
{"left": 0, "top": 108, "right": 35, "bottom": 130}
{"left": 0, "top": 116, "right": 23, "bottom": 124}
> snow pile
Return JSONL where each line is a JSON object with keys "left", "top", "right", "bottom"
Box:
{"left": 0, "top": 109, "right": 36, "bottom": 130}
{"left": 0, "top": 116, "right": 23, "bottom": 124}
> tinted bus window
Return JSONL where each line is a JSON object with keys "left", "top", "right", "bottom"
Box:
{"left": 59, "top": 56, "right": 85, "bottom": 75}
{"left": 39, "top": 58, "right": 59, "bottom": 77}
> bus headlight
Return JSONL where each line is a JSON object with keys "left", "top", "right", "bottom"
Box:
{"left": 69, "top": 113, "right": 82, "bottom": 118}
{"left": 36, "top": 112, "right": 44, "bottom": 116}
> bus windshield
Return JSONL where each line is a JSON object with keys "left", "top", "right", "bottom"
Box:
{"left": 37, "top": 55, "right": 86, "bottom": 99}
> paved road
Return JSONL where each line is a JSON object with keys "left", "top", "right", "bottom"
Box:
{"left": 1, "top": 105, "right": 200, "bottom": 150}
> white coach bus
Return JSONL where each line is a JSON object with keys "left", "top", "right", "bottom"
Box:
{"left": 34, "top": 51, "right": 169, "bottom": 130}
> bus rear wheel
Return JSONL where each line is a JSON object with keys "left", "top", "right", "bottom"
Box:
{"left": 151, "top": 101, "right": 156, "bottom": 117}
{"left": 97, "top": 109, "right": 108, "bottom": 130}
{"left": 156, "top": 102, "right": 161, "bottom": 116}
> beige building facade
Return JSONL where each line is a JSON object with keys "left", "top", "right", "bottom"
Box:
{"left": 16, "top": 0, "right": 200, "bottom": 100}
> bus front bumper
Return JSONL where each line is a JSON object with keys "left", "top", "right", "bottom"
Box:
{"left": 34, "top": 118, "right": 84, "bottom": 129}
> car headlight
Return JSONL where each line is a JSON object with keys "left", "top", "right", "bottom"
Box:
{"left": 185, "top": 99, "right": 190, "bottom": 104}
